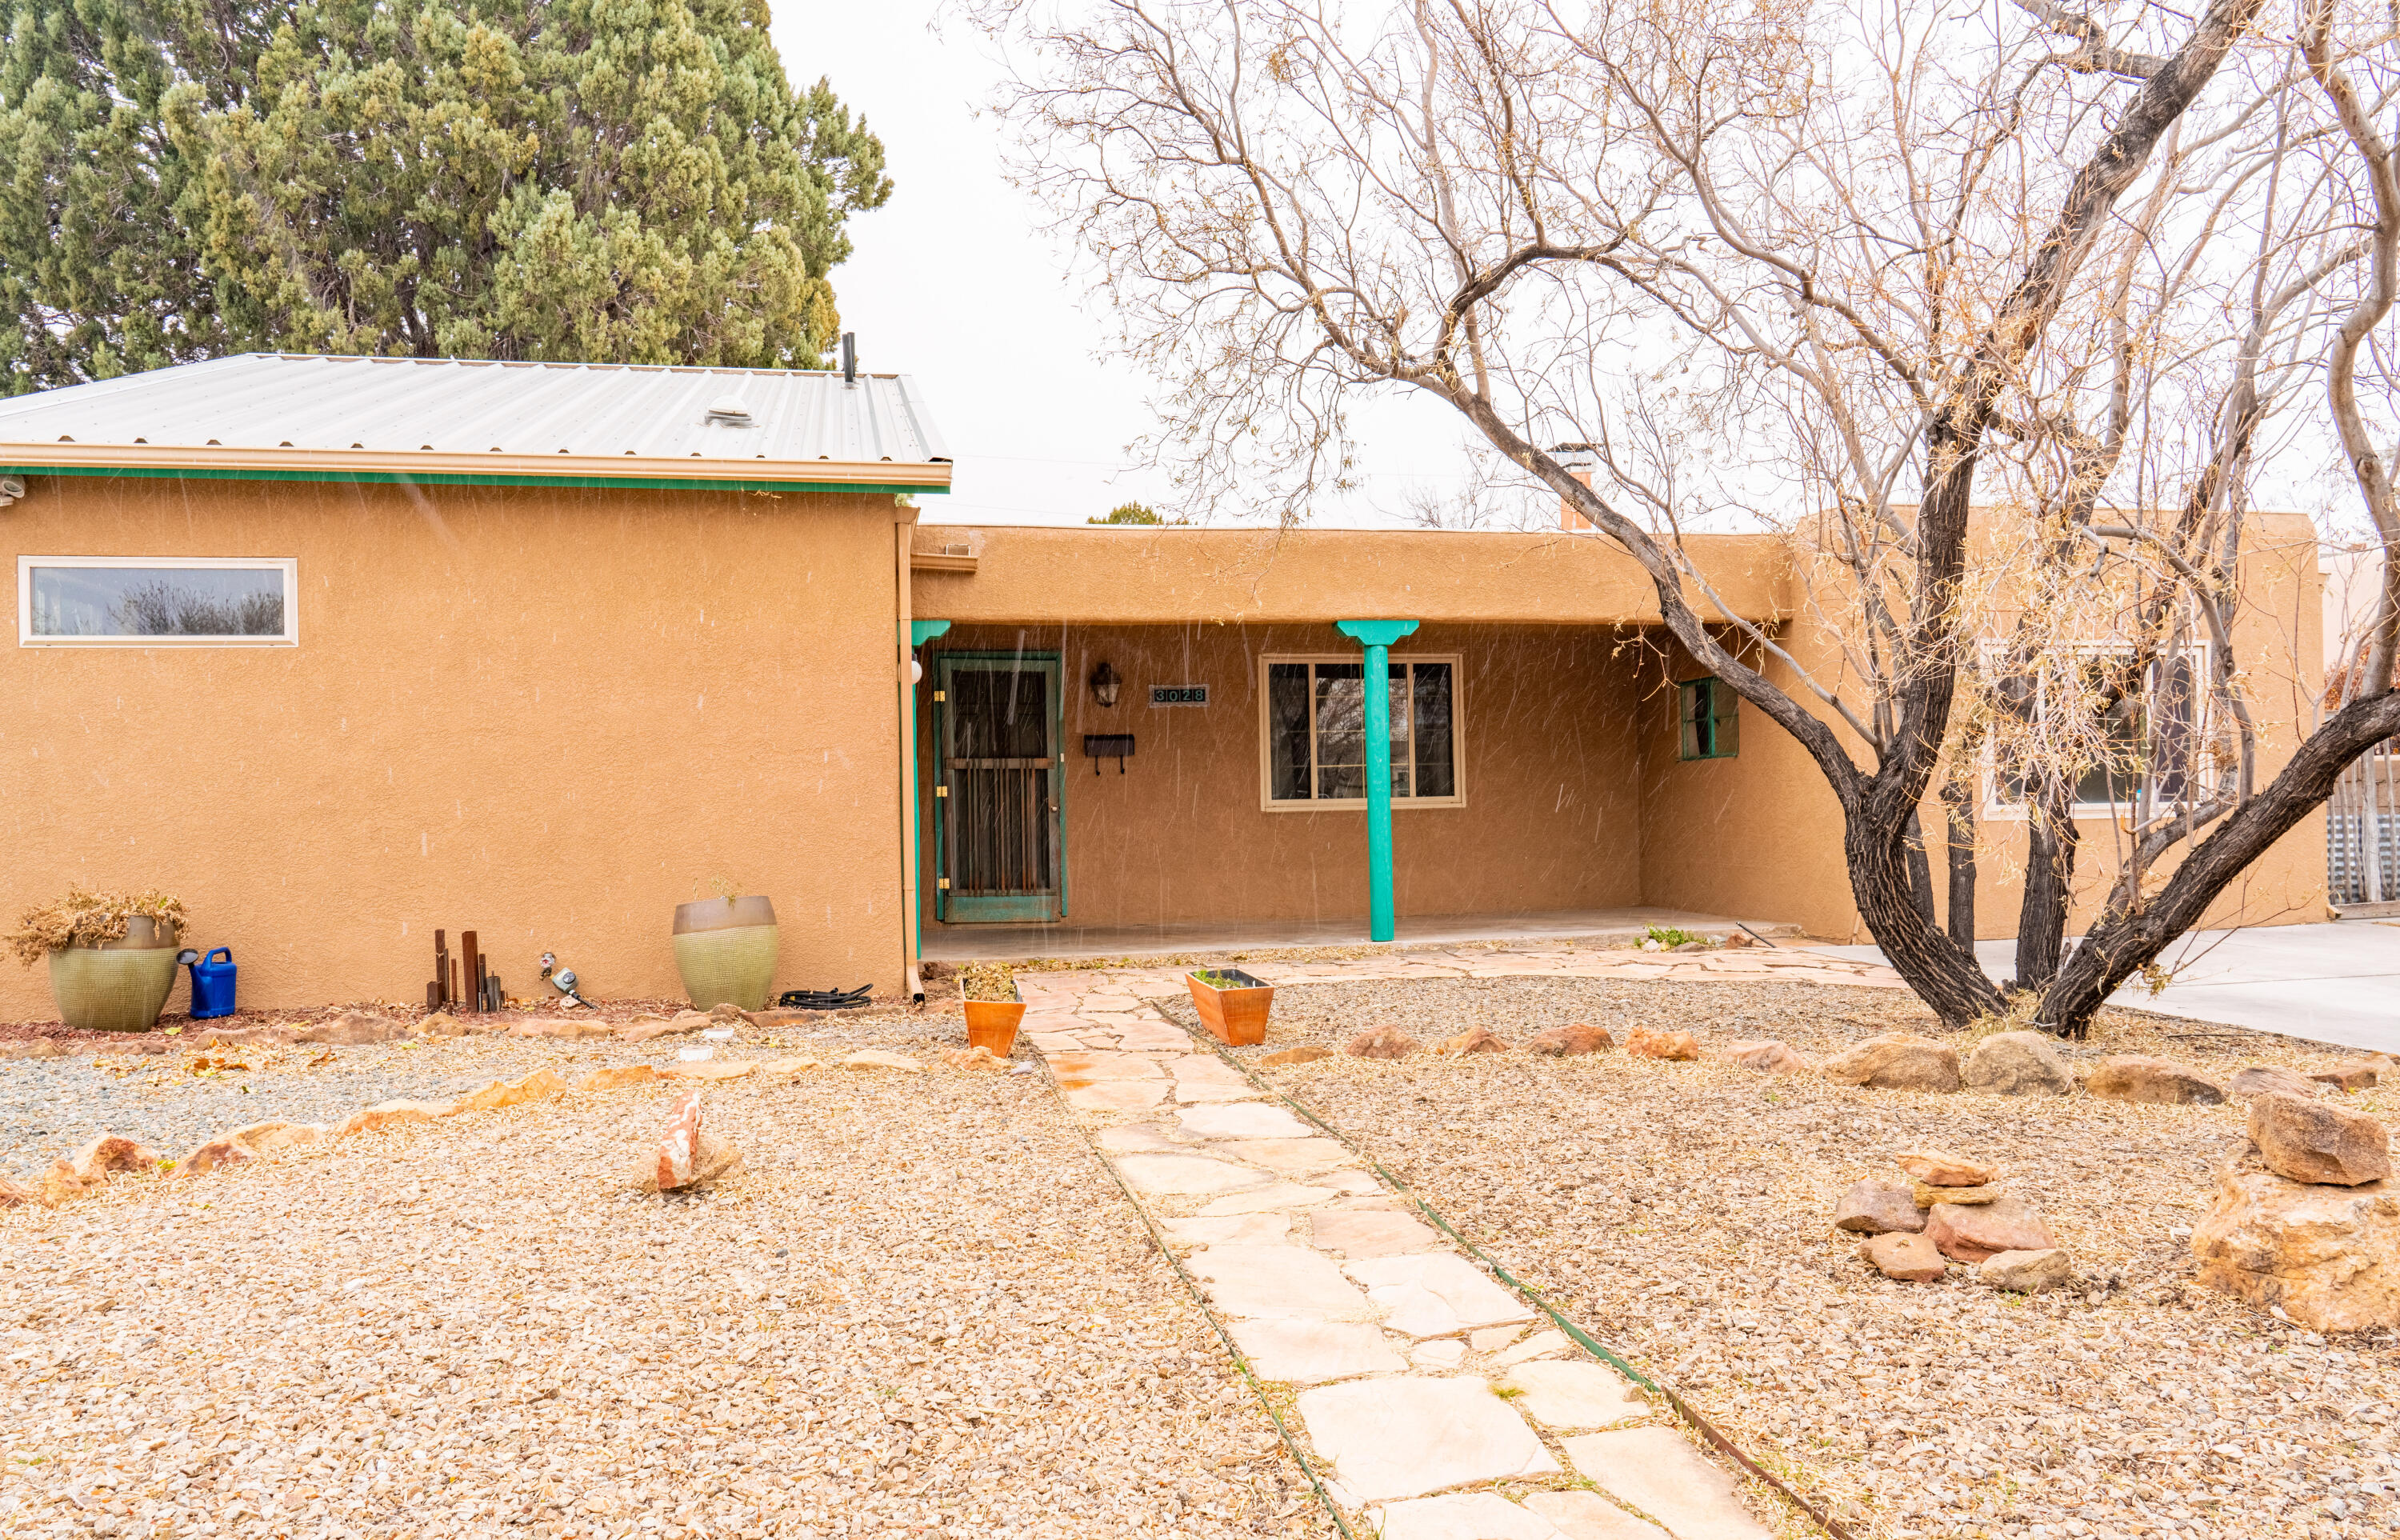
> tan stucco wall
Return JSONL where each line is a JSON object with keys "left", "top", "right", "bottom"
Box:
{"left": 912, "top": 525, "right": 1792, "bottom": 626}
{"left": 1, "top": 474, "right": 910, "bottom": 1019}
{"left": 918, "top": 623, "right": 1642, "bottom": 930}
{"left": 1636, "top": 513, "right": 2329, "bottom": 940}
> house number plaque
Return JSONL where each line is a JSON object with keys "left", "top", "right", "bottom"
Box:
{"left": 1150, "top": 685, "right": 1209, "bottom": 706}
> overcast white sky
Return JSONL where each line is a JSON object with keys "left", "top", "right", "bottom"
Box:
{"left": 775, "top": 0, "right": 1497, "bottom": 530}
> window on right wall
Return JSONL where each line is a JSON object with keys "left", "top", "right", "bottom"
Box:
{"left": 1677, "top": 677, "right": 1739, "bottom": 761}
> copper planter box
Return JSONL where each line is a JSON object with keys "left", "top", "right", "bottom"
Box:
{"left": 962, "top": 994, "right": 1026, "bottom": 1057}
{"left": 1186, "top": 968, "right": 1274, "bottom": 1046}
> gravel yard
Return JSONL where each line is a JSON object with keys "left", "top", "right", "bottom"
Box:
{"left": 1161, "top": 975, "right": 2400, "bottom": 1540}
{"left": 0, "top": 1016, "right": 1326, "bottom": 1540}
{"left": 0, "top": 1005, "right": 983, "bottom": 1182}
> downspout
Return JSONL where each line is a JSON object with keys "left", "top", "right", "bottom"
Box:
{"left": 1335, "top": 619, "right": 1419, "bottom": 942}
{"left": 897, "top": 518, "right": 935, "bottom": 1003}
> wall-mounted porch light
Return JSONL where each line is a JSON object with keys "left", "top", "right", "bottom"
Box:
{"left": 1089, "top": 660, "right": 1122, "bottom": 706}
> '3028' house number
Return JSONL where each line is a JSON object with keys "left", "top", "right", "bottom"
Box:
{"left": 1150, "top": 685, "right": 1208, "bottom": 706}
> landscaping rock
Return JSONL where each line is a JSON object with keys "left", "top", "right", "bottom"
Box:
{"left": 663, "top": 1059, "right": 758, "bottom": 1082}
{"left": 2313, "top": 1061, "right": 2385, "bottom": 1093}
{"left": 942, "top": 1046, "right": 1010, "bottom": 1072}
{"left": 511, "top": 1016, "right": 614, "bottom": 1040}
{"left": 648, "top": 1090, "right": 704, "bottom": 1192}
{"left": 1343, "top": 1026, "right": 1420, "bottom": 1059}
{"left": 1434, "top": 1026, "right": 1512, "bottom": 1055}
{"left": 1523, "top": 1023, "right": 1614, "bottom": 1056}
{"left": 1912, "top": 1182, "right": 1998, "bottom": 1206}
{"left": 336, "top": 1099, "right": 456, "bottom": 1135}
{"left": 578, "top": 1064, "right": 663, "bottom": 1091}
{"left": 66, "top": 1134, "right": 163, "bottom": 1185}
{"left": 1625, "top": 1026, "right": 1700, "bottom": 1062}
{"left": 457, "top": 1069, "right": 569, "bottom": 1111}
{"left": 1981, "top": 1247, "right": 2076, "bottom": 1294}
{"left": 840, "top": 1050, "right": 922, "bottom": 1072}
{"left": 2229, "top": 1065, "right": 2320, "bottom": 1100}
{"left": 2249, "top": 1091, "right": 2392, "bottom": 1186}
{"left": 0, "top": 1177, "right": 32, "bottom": 1206}
{"left": 2193, "top": 1167, "right": 2400, "bottom": 1330}
{"left": 1860, "top": 1232, "right": 1947, "bottom": 1281}
{"left": 1260, "top": 1045, "right": 1334, "bottom": 1066}
{"left": 1960, "top": 1030, "right": 2073, "bottom": 1096}
{"left": 2086, "top": 1054, "right": 2224, "bottom": 1106}
{"left": 294, "top": 1010, "right": 407, "bottom": 1046}
{"left": 1721, "top": 1038, "right": 1807, "bottom": 1074}
{"left": 1899, "top": 1148, "right": 1993, "bottom": 1186}
{"left": 224, "top": 1122, "right": 322, "bottom": 1154}
{"left": 1834, "top": 1179, "right": 1926, "bottom": 1234}
{"left": 1821, "top": 1034, "right": 1961, "bottom": 1092}
{"left": 1926, "top": 1196, "right": 2058, "bottom": 1262}
{"left": 171, "top": 1134, "right": 257, "bottom": 1180}
{"left": 409, "top": 1012, "right": 466, "bottom": 1038}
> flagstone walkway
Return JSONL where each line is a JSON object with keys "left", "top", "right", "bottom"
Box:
{"left": 1019, "top": 944, "right": 1897, "bottom": 1539}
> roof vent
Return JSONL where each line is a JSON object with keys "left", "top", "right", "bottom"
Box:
{"left": 706, "top": 395, "right": 753, "bottom": 425}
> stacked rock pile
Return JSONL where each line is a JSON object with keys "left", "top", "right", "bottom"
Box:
{"left": 2190, "top": 1091, "right": 2398, "bottom": 1331}
{"left": 1834, "top": 1147, "right": 2073, "bottom": 1292}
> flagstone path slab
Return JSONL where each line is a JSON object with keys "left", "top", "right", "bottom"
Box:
{"left": 1561, "top": 1427, "right": 1776, "bottom": 1540}
{"left": 1230, "top": 1137, "right": 1355, "bottom": 1173}
{"left": 1187, "top": 1245, "right": 1374, "bottom": 1319}
{"left": 1114, "top": 1022, "right": 1199, "bottom": 1050}
{"left": 1198, "top": 1182, "right": 1342, "bottom": 1215}
{"left": 1162, "top": 1213, "right": 1292, "bottom": 1247}
{"left": 1498, "top": 1359, "right": 1646, "bottom": 1429}
{"left": 1490, "top": 1328, "right": 1572, "bottom": 1368}
{"left": 1522, "top": 1491, "right": 1673, "bottom": 1540}
{"left": 1178, "top": 1102, "right": 1315, "bottom": 1141}
{"left": 1370, "top": 1492, "right": 1575, "bottom": 1540}
{"left": 1296, "top": 1376, "right": 1559, "bottom": 1502}
{"left": 1112, "top": 1154, "right": 1269, "bottom": 1195}
{"left": 1306, "top": 1204, "right": 1442, "bottom": 1258}
{"left": 1048, "top": 1052, "right": 1166, "bottom": 1080}
{"left": 1410, "top": 1338, "right": 1467, "bottom": 1370}
{"left": 1347, "top": 1254, "right": 1534, "bottom": 1336}
{"left": 1098, "top": 1126, "right": 1186, "bottom": 1154}
{"left": 1226, "top": 1319, "right": 1406, "bottom": 1382}
{"left": 1061, "top": 1079, "right": 1167, "bottom": 1112}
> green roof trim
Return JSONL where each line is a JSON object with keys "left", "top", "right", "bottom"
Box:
{"left": 0, "top": 464, "right": 948, "bottom": 495}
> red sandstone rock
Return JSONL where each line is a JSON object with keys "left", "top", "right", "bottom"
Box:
{"left": 1625, "top": 1026, "right": 1700, "bottom": 1062}
{"left": 1524, "top": 1023, "right": 1614, "bottom": 1056}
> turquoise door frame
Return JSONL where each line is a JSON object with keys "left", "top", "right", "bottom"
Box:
{"left": 932, "top": 650, "right": 1067, "bottom": 924}
{"left": 1335, "top": 619, "right": 1419, "bottom": 942}
{"left": 906, "top": 620, "right": 951, "bottom": 959}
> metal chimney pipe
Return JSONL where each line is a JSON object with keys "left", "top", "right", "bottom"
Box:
{"left": 842, "top": 332, "right": 857, "bottom": 384}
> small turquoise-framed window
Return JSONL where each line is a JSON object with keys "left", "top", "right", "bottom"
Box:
{"left": 1678, "top": 677, "right": 1738, "bottom": 760}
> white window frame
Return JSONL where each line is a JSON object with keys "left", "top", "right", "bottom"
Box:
{"left": 1257, "top": 652, "right": 1466, "bottom": 812}
{"left": 1979, "top": 640, "right": 2209, "bottom": 820}
{"left": 18, "top": 556, "right": 299, "bottom": 647}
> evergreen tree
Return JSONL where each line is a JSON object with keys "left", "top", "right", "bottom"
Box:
{"left": 0, "top": 0, "right": 888, "bottom": 393}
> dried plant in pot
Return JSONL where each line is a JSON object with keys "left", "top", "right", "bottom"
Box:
{"left": 960, "top": 963, "right": 1026, "bottom": 1057}
{"left": 7, "top": 886, "right": 189, "bottom": 1032}
{"left": 1186, "top": 966, "right": 1274, "bottom": 1046}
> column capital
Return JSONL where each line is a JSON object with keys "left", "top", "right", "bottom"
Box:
{"left": 1334, "top": 619, "right": 1419, "bottom": 647}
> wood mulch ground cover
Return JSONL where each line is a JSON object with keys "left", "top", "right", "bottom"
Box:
{"left": 1157, "top": 975, "right": 2400, "bottom": 1540}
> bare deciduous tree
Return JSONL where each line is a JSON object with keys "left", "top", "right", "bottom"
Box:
{"left": 981, "top": 0, "right": 2400, "bottom": 1034}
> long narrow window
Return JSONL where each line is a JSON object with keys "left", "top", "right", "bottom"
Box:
{"left": 19, "top": 557, "right": 298, "bottom": 646}
{"left": 1677, "top": 677, "right": 1739, "bottom": 760}
{"left": 1986, "top": 645, "right": 2207, "bottom": 815}
{"left": 1261, "top": 655, "right": 1463, "bottom": 808}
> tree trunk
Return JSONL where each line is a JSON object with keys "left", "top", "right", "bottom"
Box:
{"left": 1904, "top": 810, "right": 1938, "bottom": 926}
{"left": 2042, "top": 692, "right": 2400, "bottom": 1033}
{"left": 1847, "top": 814, "right": 2006, "bottom": 1026}
{"left": 1943, "top": 779, "right": 1978, "bottom": 948}
{"left": 2015, "top": 773, "right": 2080, "bottom": 993}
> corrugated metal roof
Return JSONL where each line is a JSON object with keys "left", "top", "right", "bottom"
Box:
{"left": 0, "top": 353, "right": 951, "bottom": 490}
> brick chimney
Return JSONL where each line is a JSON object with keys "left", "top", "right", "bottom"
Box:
{"left": 1555, "top": 451, "right": 1598, "bottom": 531}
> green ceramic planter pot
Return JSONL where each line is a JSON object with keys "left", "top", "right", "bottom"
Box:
{"left": 672, "top": 896, "right": 779, "bottom": 1012}
{"left": 47, "top": 916, "right": 182, "bottom": 1032}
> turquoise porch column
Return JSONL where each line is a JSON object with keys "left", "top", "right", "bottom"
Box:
{"left": 1334, "top": 619, "right": 1419, "bottom": 943}
{"left": 906, "top": 619, "right": 952, "bottom": 957}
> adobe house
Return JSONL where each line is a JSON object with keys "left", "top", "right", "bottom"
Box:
{"left": 0, "top": 354, "right": 2326, "bottom": 1017}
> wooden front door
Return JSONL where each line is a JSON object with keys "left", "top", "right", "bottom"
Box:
{"left": 935, "top": 653, "right": 1065, "bottom": 922}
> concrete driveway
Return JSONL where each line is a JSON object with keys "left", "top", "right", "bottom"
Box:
{"left": 1813, "top": 919, "right": 2400, "bottom": 1055}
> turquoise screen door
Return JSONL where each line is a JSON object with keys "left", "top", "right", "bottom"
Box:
{"left": 935, "top": 652, "right": 1065, "bottom": 922}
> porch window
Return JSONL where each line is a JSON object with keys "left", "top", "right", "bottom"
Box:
{"left": 18, "top": 557, "right": 297, "bottom": 646}
{"left": 1262, "top": 655, "right": 1462, "bottom": 808}
{"left": 1678, "top": 678, "right": 1739, "bottom": 760}
{"left": 1986, "top": 646, "right": 2206, "bottom": 814}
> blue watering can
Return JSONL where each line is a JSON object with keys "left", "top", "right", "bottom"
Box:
{"left": 175, "top": 946, "right": 238, "bottom": 1018}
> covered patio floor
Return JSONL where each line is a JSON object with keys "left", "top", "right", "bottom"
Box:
{"left": 920, "top": 905, "right": 1800, "bottom": 962}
